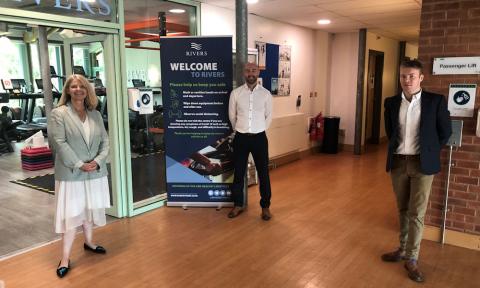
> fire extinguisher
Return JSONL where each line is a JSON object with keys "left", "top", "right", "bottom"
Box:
{"left": 309, "top": 113, "right": 324, "bottom": 141}
{"left": 316, "top": 113, "right": 324, "bottom": 141}
{"left": 309, "top": 117, "right": 317, "bottom": 141}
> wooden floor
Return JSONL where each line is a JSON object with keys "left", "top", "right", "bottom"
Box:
{"left": 0, "top": 141, "right": 115, "bottom": 257}
{"left": 0, "top": 142, "right": 58, "bottom": 257}
{"left": 1, "top": 145, "right": 479, "bottom": 288}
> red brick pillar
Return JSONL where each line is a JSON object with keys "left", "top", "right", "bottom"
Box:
{"left": 419, "top": 0, "right": 480, "bottom": 235}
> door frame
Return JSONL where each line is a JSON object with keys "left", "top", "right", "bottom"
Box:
{"left": 63, "top": 34, "right": 123, "bottom": 218}
{"left": 365, "top": 49, "right": 384, "bottom": 145}
{"left": 0, "top": 14, "right": 128, "bottom": 218}
{"left": 123, "top": 0, "right": 202, "bottom": 216}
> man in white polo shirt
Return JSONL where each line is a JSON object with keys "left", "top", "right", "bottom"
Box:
{"left": 227, "top": 62, "right": 273, "bottom": 221}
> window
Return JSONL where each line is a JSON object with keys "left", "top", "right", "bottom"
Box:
{"left": 30, "top": 44, "right": 64, "bottom": 93}
{"left": 0, "top": 38, "right": 27, "bottom": 91}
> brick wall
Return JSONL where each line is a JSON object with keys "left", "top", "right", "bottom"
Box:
{"left": 419, "top": 0, "right": 480, "bottom": 235}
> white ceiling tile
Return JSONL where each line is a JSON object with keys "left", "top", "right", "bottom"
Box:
{"left": 197, "top": 0, "right": 422, "bottom": 40}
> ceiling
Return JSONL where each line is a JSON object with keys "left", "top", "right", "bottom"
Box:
{"left": 124, "top": 1, "right": 197, "bottom": 41}
{"left": 200, "top": 0, "right": 422, "bottom": 42}
{"left": 124, "top": 0, "right": 194, "bottom": 27}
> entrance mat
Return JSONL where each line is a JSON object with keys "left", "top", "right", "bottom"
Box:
{"left": 11, "top": 173, "right": 55, "bottom": 195}
{"left": 11, "top": 152, "right": 166, "bottom": 202}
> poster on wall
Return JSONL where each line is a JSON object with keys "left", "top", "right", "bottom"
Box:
{"left": 255, "top": 41, "right": 267, "bottom": 69}
{"left": 448, "top": 84, "right": 477, "bottom": 117}
{"left": 278, "top": 78, "right": 290, "bottom": 96}
{"left": 255, "top": 41, "right": 291, "bottom": 96}
{"left": 160, "top": 36, "right": 234, "bottom": 207}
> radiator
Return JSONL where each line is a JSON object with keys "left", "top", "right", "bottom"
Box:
{"left": 266, "top": 113, "right": 306, "bottom": 159}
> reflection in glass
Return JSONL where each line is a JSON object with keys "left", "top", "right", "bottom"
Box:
{"left": 124, "top": 0, "right": 198, "bottom": 208}
{"left": 0, "top": 0, "right": 118, "bottom": 23}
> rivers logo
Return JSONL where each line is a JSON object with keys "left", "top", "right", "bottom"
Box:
{"left": 186, "top": 43, "right": 208, "bottom": 56}
{"left": 190, "top": 43, "right": 202, "bottom": 50}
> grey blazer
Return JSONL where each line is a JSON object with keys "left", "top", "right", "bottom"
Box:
{"left": 48, "top": 103, "right": 109, "bottom": 181}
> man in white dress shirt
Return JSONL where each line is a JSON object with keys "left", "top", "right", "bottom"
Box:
{"left": 227, "top": 62, "right": 273, "bottom": 220}
{"left": 382, "top": 59, "right": 451, "bottom": 283}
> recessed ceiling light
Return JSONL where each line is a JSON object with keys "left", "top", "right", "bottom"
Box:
{"left": 246, "top": 0, "right": 259, "bottom": 4}
{"left": 169, "top": 9, "right": 186, "bottom": 14}
{"left": 317, "top": 19, "right": 331, "bottom": 25}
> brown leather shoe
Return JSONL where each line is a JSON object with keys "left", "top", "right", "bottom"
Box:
{"left": 228, "top": 206, "right": 243, "bottom": 218}
{"left": 381, "top": 248, "right": 406, "bottom": 262}
{"left": 261, "top": 208, "right": 271, "bottom": 221}
{"left": 404, "top": 259, "right": 425, "bottom": 283}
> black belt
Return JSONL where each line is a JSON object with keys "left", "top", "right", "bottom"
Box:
{"left": 393, "top": 154, "right": 420, "bottom": 160}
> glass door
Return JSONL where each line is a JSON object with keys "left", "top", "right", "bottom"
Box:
{"left": 0, "top": 18, "right": 124, "bottom": 258}
{"left": 62, "top": 32, "right": 122, "bottom": 217}
{"left": 123, "top": 0, "right": 200, "bottom": 215}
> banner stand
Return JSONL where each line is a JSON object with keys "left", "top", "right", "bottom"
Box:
{"left": 161, "top": 36, "right": 234, "bottom": 208}
{"left": 168, "top": 202, "right": 234, "bottom": 210}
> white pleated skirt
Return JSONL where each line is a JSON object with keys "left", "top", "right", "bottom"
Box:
{"left": 54, "top": 176, "right": 111, "bottom": 233}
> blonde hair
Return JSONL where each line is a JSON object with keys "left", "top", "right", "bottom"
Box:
{"left": 57, "top": 74, "right": 98, "bottom": 110}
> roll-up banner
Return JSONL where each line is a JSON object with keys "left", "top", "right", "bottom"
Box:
{"left": 160, "top": 36, "right": 234, "bottom": 207}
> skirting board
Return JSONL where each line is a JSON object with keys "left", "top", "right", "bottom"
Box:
{"left": 270, "top": 150, "right": 301, "bottom": 168}
{"left": 340, "top": 144, "right": 354, "bottom": 152}
{"left": 423, "top": 225, "right": 480, "bottom": 251}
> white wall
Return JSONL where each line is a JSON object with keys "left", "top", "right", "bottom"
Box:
{"left": 328, "top": 32, "right": 359, "bottom": 145}
{"left": 405, "top": 42, "right": 419, "bottom": 59}
{"left": 201, "top": 3, "right": 326, "bottom": 151}
{"left": 314, "top": 31, "right": 332, "bottom": 117}
{"left": 364, "top": 32, "right": 399, "bottom": 142}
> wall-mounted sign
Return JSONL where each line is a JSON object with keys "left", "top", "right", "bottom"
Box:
{"left": 448, "top": 84, "right": 477, "bottom": 117}
{"left": 138, "top": 88, "right": 154, "bottom": 115}
{"left": 433, "top": 57, "right": 480, "bottom": 75}
{"left": 0, "top": 0, "right": 115, "bottom": 22}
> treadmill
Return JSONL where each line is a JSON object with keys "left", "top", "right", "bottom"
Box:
{"left": 0, "top": 78, "right": 47, "bottom": 138}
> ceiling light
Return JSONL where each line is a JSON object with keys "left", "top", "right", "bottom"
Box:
{"left": 317, "top": 19, "right": 331, "bottom": 25}
{"left": 246, "top": 0, "right": 259, "bottom": 4}
{"left": 169, "top": 9, "right": 186, "bottom": 14}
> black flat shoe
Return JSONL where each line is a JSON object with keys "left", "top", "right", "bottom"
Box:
{"left": 56, "top": 260, "right": 70, "bottom": 278}
{"left": 84, "top": 243, "right": 107, "bottom": 254}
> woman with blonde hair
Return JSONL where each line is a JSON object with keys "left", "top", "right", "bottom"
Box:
{"left": 48, "top": 74, "right": 110, "bottom": 278}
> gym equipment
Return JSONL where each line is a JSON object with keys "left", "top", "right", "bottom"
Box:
{"left": 0, "top": 95, "right": 14, "bottom": 153}
{"left": 21, "top": 146, "right": 53, "bottom": 170}
{"left": 2, "top": 79, "right": 27, "bottom": 94}
{"left": 35, "top": 78, "right": 61, "bottom": 95}
{"left": 7, "top": 91, "right": 48, "bottom": 137}
{"left": 73, "top": 65, "right": 86, "bottom": 76}
{"left": 132, "top": 79, "right": 145, "bottom": 88}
